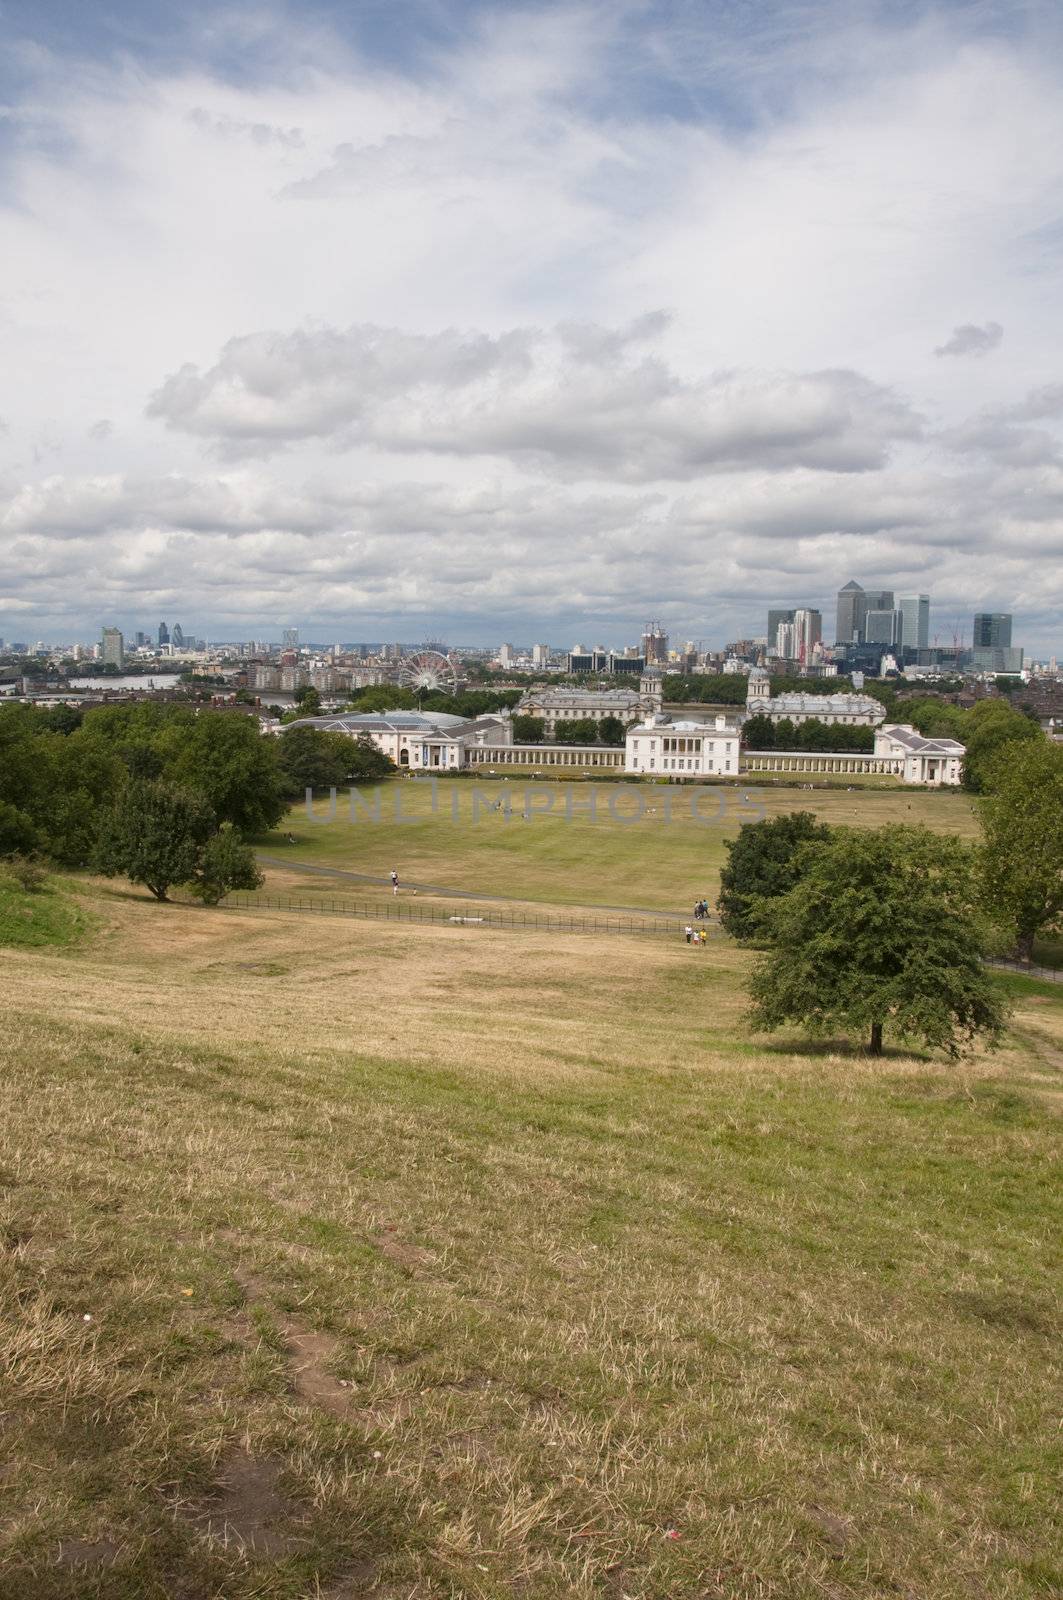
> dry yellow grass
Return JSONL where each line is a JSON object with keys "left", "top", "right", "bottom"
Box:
{"left": 1, "top": 878, "right": 1060, "bottom": 1600}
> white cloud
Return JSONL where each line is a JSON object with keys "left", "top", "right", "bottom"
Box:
{"left": 146, "top": 318, "right": 921, "bottom": 477}
{"left": 2, "top": 4, "right": 1063, "bottom": 648}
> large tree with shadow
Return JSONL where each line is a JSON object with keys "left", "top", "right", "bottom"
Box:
{"left": 747, "top": 825, "right": 1008, "bottom": 1057}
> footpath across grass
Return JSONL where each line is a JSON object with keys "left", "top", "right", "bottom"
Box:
{"left": 1, "top": 887, "right": 1060, "bottom": 1599}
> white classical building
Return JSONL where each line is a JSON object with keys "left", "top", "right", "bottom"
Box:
{"left": 873, "top": 724, "right": 965, "bottom": 785}
{"left": 516, "top": 673, "right": 663, "bottom": 735}
{"left": 282, "top": 710, "right": 512, "bottom": 770}
{"left": 745, "top": 665, "right": 885, "bottom": 727}
{"left": 625, "top": 714, "right": 741, "bottom": 778}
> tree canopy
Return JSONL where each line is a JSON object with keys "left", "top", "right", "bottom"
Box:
{"left": 979, "top": 738, "right": 1063, "bottom": 958}
{"left": 748, "top": 826, "right": 1008, "bottom": 1057}
{"left": 718, "top": 812, "right": 832, "bottom": 941}
{"left": 961, "top": 700, "right": 1041, "bottom": 793}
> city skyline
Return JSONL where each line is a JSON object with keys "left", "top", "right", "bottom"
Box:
{"left": 4, "top": 1, "right": 1063, "bottom": 652}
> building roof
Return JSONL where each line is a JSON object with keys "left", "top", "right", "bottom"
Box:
{"left": 758, "top": 691, "right": 885, "bottom": 718}
{"left": 517, "top": 687, "right": 641, "bottom": 708}
{"left": 627, "top": 717, "right": 739, "bottom": 737}
{"left": 878, "top": 724, "right": 965, "bottom": 755}
{"left": 283, "top": 711, "right": 476, "bottom": 739}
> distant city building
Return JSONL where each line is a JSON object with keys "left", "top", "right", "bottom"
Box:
{"left": 973, "top": 612, "right": 1012, "bottom": 649}
{"left": 171, "top": 623, "right": 185, "bottom": 649}
{"left": 101, "top": 627, "right": 124, "bottom": 668}
{"left": 515, "top": 675, "right": 661, "bottom": 733}
{"left": 283, "top": 628, "right": 299, "bottom": 650}
{"left": 497, "top": 643, "right": 514, "bottom": 668}
{"left": 767, "top": 608, "right": 796, "bottom": 651}
{"left": 865, "top": 608, "right": 901, "bottom": 646}
{"left": 532, "top": 643, "right": 549, "bottom": 667}
{"left": 898, "top": 594, "right": 930, "bottom": 651}
{"left": 745, "top": 666, "right": 885, "bottom": 727}
{"left": 971, "top": 645, "right": 1024, "bottom": 673}
{"left": 158, "top": 622, "right": 169, "bottom": 647}
{"left": 793, "top": 608, "right": 822, "bottom": 664}
{"left": 640, "top": 622, "right": 668, "bottom": 664}
{"left": 835, "top": 581, "right": 866, "bottom": 645}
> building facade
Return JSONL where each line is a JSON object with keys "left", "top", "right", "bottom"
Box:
{"left": 101, "top": 627, "right": 124, "bottom": 668}
{"left": 745, "top": 667, "right": 885, "bottom": 726}
{"left": 625, "top": 714, "right": 741, "bottom": 778}
{"left": 516, "top": 673, "right": 662, "bottom": 733}
{"left": 282, "top": 710, "right": 512, "bottom": 770}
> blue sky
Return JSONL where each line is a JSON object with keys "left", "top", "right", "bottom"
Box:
{"left": 2, "top": 0, "right": 1063, "bottom": 651}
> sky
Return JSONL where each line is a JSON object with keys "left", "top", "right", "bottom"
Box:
{"left": 2, "top": 0, "right": 1063, "bottom": 653}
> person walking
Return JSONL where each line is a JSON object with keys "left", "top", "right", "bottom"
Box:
{"left": 684, "top": 924, "right": 693, "bottom": 944}
{"left": 390, "top": 869, "right": 399, "bottom": 895}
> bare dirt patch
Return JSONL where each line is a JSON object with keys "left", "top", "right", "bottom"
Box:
{"left": 56, "top": 1536, "right": 118, "bottom": 1568}
{"left": 282, "top": 1321, "right": 352, "bottom": 1417}
{"left": 192, "top": 1448, "right": 302, "bottom": 1557}
{"left": 374, "top": 1226, "right": 434, "bottom": 1272}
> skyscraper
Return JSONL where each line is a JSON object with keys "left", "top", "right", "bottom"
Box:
{"left": 171, "top": 623, "right": 185, "bottom": 648}
{"left": 793, "top": 608, "right": 822, "bottom": 664}
{"left": 158, "top": 622, "right": 169, "bottom": 647}
{"left": 865, "top": 609, "right": 901, "bottom": 646}
{"left": 973, "top": 613, "right": 1012, "bottom": 648}
{"left": 897, "top": 594, "right": 930, "bottom": 651}
{"left": 101, "top": 627, "right": 124, "bottom": 668}
{"left": 835, "top": 581, "right": 866, "bottom": 644}
{"left": 863, "top": 588, "right": 895, "bottom": 613}
{"left": 767, "top": 608, "right": 795, "bottom": 650}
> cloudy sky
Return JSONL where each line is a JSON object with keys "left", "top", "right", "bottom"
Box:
{"left": 3, "top": 0, "right": 1063, "bottom": 652}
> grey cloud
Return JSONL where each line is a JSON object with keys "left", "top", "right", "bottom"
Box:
{"left": 187, "top": 108, "right": 304, "bottom": 149}
{"left": 934, "top": 321, "right": 1003, "bottom": 358}
{"left": 88, "top": 419, "right": 113, "bottom": 440}
{"left": 146, "top": 319, "right": 921, "bottom": 479}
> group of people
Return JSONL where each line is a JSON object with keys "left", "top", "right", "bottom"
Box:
{"left": 684, "top": 924, "right": 710, "bottom": 945}
{"left": 692, "top": 898, "right": 711, "bottom": 920}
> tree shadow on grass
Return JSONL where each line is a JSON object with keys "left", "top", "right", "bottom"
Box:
{"left": 756, "top": 1034, "right": 933, "bottom": 1063}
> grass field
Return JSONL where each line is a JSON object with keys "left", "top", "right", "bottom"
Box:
{"left": 261, "top": 779, "right": 980, "bottom": 913}
{"left": 1, "top": 842, "right": 1061, "bottom": 1599}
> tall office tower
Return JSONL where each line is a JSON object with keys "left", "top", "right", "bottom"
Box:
{"left": 898, "top": 594, "right": 930, "bottom": 651}
{"left": 283, "top": 628, "right": 299, "bottom": 650}
{"left": 640, "top": 622, "right": 668, "bottom": 663}
{"left": 158, "top": 622, "right": 169, "bottom": 647}
{"left": 171, "top": 623, "right": 185, "bottom": 648}
{"left": 532, "top": 643, "right": 549, "bottom": 666}
{"left": 865, "top": 609, "right": 901, "bottom": 646}
{"left": 863, "top": 588, "right": 895, "bottom": 613}
{"left": 835, "top": 581, "right": 866, "bottom": 644}
{"left": 101, "top": 627, "right": 124, "bottom": 668}
{"left": 767, "top": 608, "right": 795, "bottom": 650}
{"left": 973, "top": 612, "right": 1012, "bottom": 648}
{"left": 775, "top": 620, "right": 797, "bottom": 660}
{"left": 792, "top": 608, "right": 822, "bottom": 664}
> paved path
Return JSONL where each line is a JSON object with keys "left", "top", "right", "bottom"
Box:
{"left": 257, "top": 854, "right": 698, "bottom": 921}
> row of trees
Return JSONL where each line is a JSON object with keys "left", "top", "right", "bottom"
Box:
{"left": 510, "top": 714, "right": 628, "bottom": 747}
{"left": 718, "top": 735, "right": 1063, "bottom": 1054}
{"left": 740, "top": 714, "right": 875, "bottom": 753}
{"left": 0, "top": 701, "right": 395, "bottom": 902}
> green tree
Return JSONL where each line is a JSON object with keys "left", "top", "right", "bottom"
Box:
{"left": 741, "top": 714, "right": 775, "bottom": 751}
{"left": 979, "top": 738, "right": 1063, "bottom": 959}
{"left": 276, "top": 726, "right": 355, "bottom": 795}
{"left": 718, "top": 812, "right": 831, "bottom": 941}
{"left": 189, "top": 822, "right": 263, "bottom": 904}
{"left": 344, "top": 685, "right": 417, "bottom": 713}
{"left": 962, "top": 700, "right": 1041, "bottom": 793}
{"left": 293, "top": 685, "right": 322, "bottom": 717}
{"left": 748, "top": 826, "right": 1008, "bottom": 1057}
{"left": 598, "top": 715, "right": 627, "bottom": 746}
{"left": 165, "top": 711, "right": 286, "bottom": 834}
{"left": 95, "top": 780, "right": 216, "bottom": 901}
{"left": 512, "top": 715, "right": 546, "bottom": 744}
{"left": 0, "top": 801, "right": 39, "bottom": 857}
{"left": 554, "top": 717, "right": 599, "bottom": 744}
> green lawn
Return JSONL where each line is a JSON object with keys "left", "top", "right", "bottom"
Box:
{"left": 263, "top": 778, "right": 979, "bottom": 912}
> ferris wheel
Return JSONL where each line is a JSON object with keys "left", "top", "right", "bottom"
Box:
{"left": 399, "top": 649, "right": 459, "bottom": 695}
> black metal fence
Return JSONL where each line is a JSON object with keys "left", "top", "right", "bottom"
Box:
{"left": 987, "top": 958, "right": 1063, "bottom": 985}
{"left": 176, "top": 888, "right": 701, "bottom": 938}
